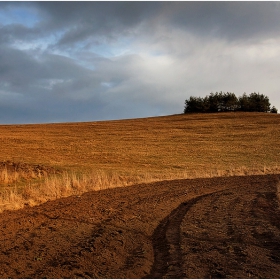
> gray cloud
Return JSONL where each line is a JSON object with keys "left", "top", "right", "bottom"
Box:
{"left": 2, "top": 2, "right": 280, "bottom": 47}
{"left": 32, "top": 2, "right": 160, "bottom": 49}
{"left": 32, "top": 2, "right": 280, "bottom": 46}
{"left": 159, "top": 2, "right": 280, "bottom": 42}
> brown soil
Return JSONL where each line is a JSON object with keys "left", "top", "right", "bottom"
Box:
{"left": 0, "top": 174, "right": 279, "bottom": 278}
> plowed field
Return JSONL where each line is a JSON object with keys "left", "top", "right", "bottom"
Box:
{"left": 0, "top": 174, "right": 279, "bottom": 278}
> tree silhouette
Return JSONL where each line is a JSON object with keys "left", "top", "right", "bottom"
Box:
{"left": 184, "top": 92, "right": 276, "bottom": 114}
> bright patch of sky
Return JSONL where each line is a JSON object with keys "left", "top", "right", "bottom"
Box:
{"left": 11, "top": 39, "right": 45, "bottom": 52}
{"left": 0, "top": 6, "right": 39, "bottom": 28}
{"left": 59, "top": 36, "right": 135, "bottom": 71}
{"left": 84, "top": 36, "right": 134, "bottom": 58}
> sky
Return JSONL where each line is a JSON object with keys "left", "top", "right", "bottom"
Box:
{"left": 0, "top": 1, "right": 280, "bottom": 124}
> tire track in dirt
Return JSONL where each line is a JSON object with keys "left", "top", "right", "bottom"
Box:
{"left": 146, "top": 196, "right": 200, "bottom": 278}
{"left": 146, "top": 191, "right": 223, "bottom": 279}
{"left": 146, "top": 179, "right": 280, "bottom": 279}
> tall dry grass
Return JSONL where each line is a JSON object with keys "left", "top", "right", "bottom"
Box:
{"left": 1, "top": 168, "right": 20, "bottom": 184}
{"left": 0, "top": 170, "right": 142, "bottom": 212}
{"left": 1, "top": 165, "right": 280, "bottom": 213}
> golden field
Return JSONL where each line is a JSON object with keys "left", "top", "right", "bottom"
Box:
{"left": 1, "top": 112, "right": 280, "bottom": 174}
{"left": 0, "top": 112, "right": 280, "bottom": 211}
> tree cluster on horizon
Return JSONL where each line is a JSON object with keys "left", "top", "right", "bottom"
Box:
{"left": 184, "top": 92, "right": 278, "bottom": 114}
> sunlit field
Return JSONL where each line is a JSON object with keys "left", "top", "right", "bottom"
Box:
{"left": 0, "top": 112, "right": 279, "bottom": 211}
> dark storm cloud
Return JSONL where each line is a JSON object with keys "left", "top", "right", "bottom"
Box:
{"left": 37, "top": 2, "right": 159, "bottom": 29}
{"left": 32, "top": 1, "right": 160, "bottom": 48}
{"left": 30, "top": 2, "right": 280, "bottom": 45}
{"left": 164, "top": 2, "right": 280, "bottom": 41}
{"left": 0, "top": 46, "right": 40, "bottom": 88}
{"left": 0, "top": 44, "right": 107, "bottom": 123}
{"left": 0, "top": 24, "right": 36, "bottom": 45}
{"left": 0, "top": 46, "right": 90, "bottom": 91}
{"left": 2, "top": 2, "right": 280, "bottom": 48}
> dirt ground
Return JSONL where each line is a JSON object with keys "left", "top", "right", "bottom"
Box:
{"left": 0, "top": 174, "right": 279, "bottom": 278}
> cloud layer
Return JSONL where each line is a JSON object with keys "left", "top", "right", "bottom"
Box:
{"left": 0, "top": 2, "right": 280, "bottom": 123}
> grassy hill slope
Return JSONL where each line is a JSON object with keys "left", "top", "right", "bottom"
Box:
{"left": 0, "top": 112, "right": 279, "bottom": 178}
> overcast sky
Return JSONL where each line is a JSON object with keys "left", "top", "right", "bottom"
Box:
{"left": 0, "top": 1, "right": 280, "bottom": 124}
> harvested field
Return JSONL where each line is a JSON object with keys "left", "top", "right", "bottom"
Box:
{"left": 0, "top": 174, "right": 279, "bottom": 278}
{"left": 0, "top": 112, "right": 280, "bottom": 178}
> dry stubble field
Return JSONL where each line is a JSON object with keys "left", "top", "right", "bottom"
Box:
{"left": 1, "top": 112, "right": 280, "bottom": 176}
{"left": 0, "top": 112, "right": 280, "bottom": 278}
